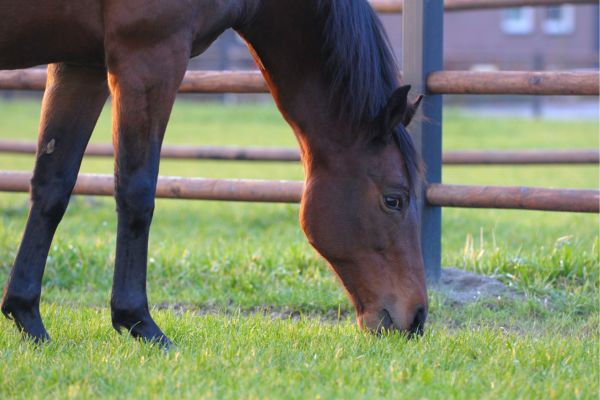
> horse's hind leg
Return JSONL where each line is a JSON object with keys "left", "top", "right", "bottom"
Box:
{"left": 1, "top": 63, "right": 108, "bottom": 342}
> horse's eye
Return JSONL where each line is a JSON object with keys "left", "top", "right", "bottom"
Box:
{"left": 383, "top": 195, "right": 406, "bottom": 211}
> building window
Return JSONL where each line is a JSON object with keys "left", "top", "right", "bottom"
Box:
{"left": 501, "top": 7, "right": 535, "bottom": 35}
{"left": 543, "top": 5, "right": 575, "bottom": 35}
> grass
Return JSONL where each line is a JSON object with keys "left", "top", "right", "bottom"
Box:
{"left": 0, "top": 98, "right": 598, "bottom": 399}
{"left": 0, "top": 307, "right": 596, "bottom": 399}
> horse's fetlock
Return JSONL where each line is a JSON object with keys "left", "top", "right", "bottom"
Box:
{"left": 1, "top": 290, "right": 40, "bottom": 316}
{"left": 111, "top": 297, "right": 150, "bottom": 325}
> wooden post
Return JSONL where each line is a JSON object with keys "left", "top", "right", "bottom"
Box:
{"left": 402, "top": 0, "right": 444, "bottom": 282}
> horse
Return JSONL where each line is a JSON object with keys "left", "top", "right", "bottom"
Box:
{"left": 0, "top": 0, "right": 428, "bottom": 346}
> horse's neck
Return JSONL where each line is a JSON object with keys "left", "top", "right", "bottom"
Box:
{"left": 237, "top": 0, "right": 345, "bottom": 163}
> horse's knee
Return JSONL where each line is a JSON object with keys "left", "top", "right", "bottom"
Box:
{"left": 30, "top": 173, "right": 75, "bottom": 226}
{"left": 115, "top": 177, "right": 156, "bottom": 232}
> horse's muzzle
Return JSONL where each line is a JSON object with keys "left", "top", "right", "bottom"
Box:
{"left": 361, "top": 306, "right": 427, "bottom": 337}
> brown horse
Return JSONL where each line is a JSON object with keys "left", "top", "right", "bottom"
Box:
{"left": 0, "top": 0, "right": 427, "bottom": 346}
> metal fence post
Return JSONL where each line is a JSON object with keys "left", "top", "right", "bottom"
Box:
{"left": 402, "top": 0, "right": 444, "bottom": 282}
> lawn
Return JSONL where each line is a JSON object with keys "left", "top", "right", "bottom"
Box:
{"left": 0, "top": 98, "right": 598, "bottom": 399}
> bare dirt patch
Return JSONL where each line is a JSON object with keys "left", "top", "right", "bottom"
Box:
{"left": 434, "top": 267, "right": 520, "bottom": 305}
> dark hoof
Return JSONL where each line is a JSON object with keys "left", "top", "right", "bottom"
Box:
{"left": 1, "top": 296, "right": 50, "bottom": 343}
{"left": 111, "top": 309, "right": 172, "bottom": 349}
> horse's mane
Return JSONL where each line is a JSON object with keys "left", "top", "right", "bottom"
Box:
{"left": 316, "top": 0, "right": 422, "bottom": 190}
{"left": 317, "top": 0, "right": 397, "bottom": 126}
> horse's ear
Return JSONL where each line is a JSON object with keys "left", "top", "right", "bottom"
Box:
{"left": 381, "top": 85, "right": 411, "bottom": 134}
{"left": 403, "top": 94, "right": 424, "bottom": 127}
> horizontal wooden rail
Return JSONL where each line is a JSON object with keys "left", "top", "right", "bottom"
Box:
{"left": 0, "top": 69, "right": 270, "bottom": 93}
{"left": 1, "top": 69, "right": 598, "bottom": 96}
{"left": 426, "top": 184, "right": 600, "bottom": 213}
{"left": 0, "top": 171, "right": 304, "bottom": 203}
{"left": 180, "top": 71, "right": 268, "bottom": 93}
{"left": 0, "top": 69, "right": 46, "bottom": 90}
{"left": 0, "top": 141, "right": 301, "bottom": 161}
{"left": 0, "top": 171, "right": 597, "bottom": 212}
{"left": 0, "top": 141, "right": 598, "bottom": 165}
{"left": 442, "top": 149, "right": 600, "bottom": 165}
{"left": 370, "top": 0, "right": 598, "bottom": 13}
{"left": 427, "top": 71, "right": 600, "bottom": 95}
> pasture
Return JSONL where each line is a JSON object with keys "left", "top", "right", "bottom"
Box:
{"left": 0, "top": 98, "right": 598, "bottom": 399}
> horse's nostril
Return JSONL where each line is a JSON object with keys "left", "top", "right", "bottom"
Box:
{"left": 409, "top": 306, "right": 426, "bottom": 337}
{"left": 379, "top": 309, "right": 394, "bottom": 331}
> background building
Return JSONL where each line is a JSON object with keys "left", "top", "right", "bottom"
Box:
{"left": 189, "top": 4, "right": 600, "bottom": 72}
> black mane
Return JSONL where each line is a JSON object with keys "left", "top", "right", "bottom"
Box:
{"left": 317, "top": 0, "right": 398, "bottom": 126}
{"left": 317, "top": 0, "right": 422, "bottom": 189}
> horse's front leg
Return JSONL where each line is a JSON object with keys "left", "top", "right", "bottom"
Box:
{"left": 1, "top": 63, "right": 108, "bottom": 342}
{"left": 107, "top": 44, "right": 189, "bottom": 346}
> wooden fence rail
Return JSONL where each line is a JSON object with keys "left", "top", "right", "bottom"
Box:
{"left": 0, "top": 171, "right": 597, "bottom": 213}
{"left": 0, "top": 70, "right": 269, "bottom": 93}
{"left": 427, "top": 71, "right": 600, "bottom": 96}
{"left": 370, "top": 0, "right": 598, "bottom": 13}
{"left": 426, "top": 184, "right": 600, "bottom": 213}
{"left": 1, "top": 69, "right": 598, "bottom": 96}
{"left": 442, "top": 149, "right": 599, "bottom": 165}
{"left": 0, "top": 140, "right": 597, "bottom": 165}
{"left": 0, "top": 171, "right": 304, "bottom": 204}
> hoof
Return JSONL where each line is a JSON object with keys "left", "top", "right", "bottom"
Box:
{"left": 147, "top": 334, "right": 174, "bottom": 351}
{"left": 111, "top": 309, "right": 172, "bottom": 349}
{"left": 1, "top": 296, "right": 50, "bottom": 343}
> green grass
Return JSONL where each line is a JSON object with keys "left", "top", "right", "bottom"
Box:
{"left": 0, "top": 98, "right": 598, "bottom": 399}
{"left": 0, "top": 307, "right": 596, "bottom": 399}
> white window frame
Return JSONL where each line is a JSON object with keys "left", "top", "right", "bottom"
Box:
{"left": 543, "top": 5, "right": 575, "bottom": 35}
{"left": 501, "top": 7, "right": 535, "bottom": 35}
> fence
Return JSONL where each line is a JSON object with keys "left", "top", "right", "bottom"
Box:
{"left": 0, "top": 0, "right": 598, "bottom": 281}
{"left": 0, "top": 140, "right": 597, "bottom": 165}
{"left": 370, "top": 0, "right": 598, "bottom": 12}
{"left": 0, "top": 171, "right": 597, "bottom": 213}
{"left": 2, "top": 69, "right": 598, "bottom": 95}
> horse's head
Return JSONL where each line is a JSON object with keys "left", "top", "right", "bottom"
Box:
{"left": 300, "top": 86, "right": 427, "bottom": 336}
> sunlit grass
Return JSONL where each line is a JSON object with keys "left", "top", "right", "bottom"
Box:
{"left": 0, "top": 305, "right": 597, "bottom": 399}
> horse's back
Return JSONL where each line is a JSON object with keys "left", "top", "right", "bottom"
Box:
{"left": 0, "top": 0, "right": 104, "bottom": 69}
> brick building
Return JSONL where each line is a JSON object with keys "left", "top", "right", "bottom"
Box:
{"left": 189, "top": 4, "right": 600, "bottom": 72}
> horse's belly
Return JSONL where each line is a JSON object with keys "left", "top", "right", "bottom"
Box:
{"left": 0, "top": 0, "right": 105, "bottom": 69}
